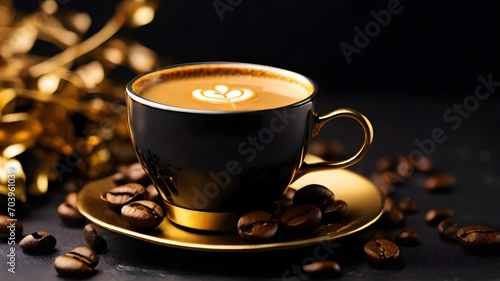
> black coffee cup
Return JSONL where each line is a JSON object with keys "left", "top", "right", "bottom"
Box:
{"left": 126, "top": 62, "right": 373, "bottom": 231}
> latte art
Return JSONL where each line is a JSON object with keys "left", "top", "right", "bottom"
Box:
{"left": 135, "top": 64, "right": 315, "bottom": 111}
{"left": 192, "top": 85, "right": 255, "bottom": 104}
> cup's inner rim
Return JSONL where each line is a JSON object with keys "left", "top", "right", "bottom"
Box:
{"left": 126, "top": 62, "right": 317, "bottom": 113}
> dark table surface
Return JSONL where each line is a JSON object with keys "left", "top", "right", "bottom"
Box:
{"left": 2, "top": 93, "right": 500, "bottom": 281}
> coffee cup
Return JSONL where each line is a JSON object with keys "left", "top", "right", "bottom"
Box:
{"left": 125, "top": 62, "right": 373, "bottom": 231}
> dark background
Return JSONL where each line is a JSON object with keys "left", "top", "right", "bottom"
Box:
{"left": 15, "top": 0, "right": 500, "bottom": 97}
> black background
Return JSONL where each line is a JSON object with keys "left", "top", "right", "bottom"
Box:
{"left": 14, "top": 0, "right": 500, "bottom": 97}
{"left": 5, "top": 1, "right": 500, "bottom": 280}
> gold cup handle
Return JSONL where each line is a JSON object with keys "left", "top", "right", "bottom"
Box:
{"left": 294, "top": 108, "right": 374, "bottom": 179}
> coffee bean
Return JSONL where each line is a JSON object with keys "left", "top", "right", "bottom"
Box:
{"left": 370, "top": 171, "right": 402, "bottom": 196}
{"left": 327, "top": 139, "right": 346, "bottom": 156}
{"left": 322, "top": 200, "right": 347, "bottom": 223}
{"left": 457, "top": 225, "right": 500, "bottom": 249}
{"left": 437, "top": 218, "right": 460, "bottom": 241}
{"left": 280, "top": 204, "right": 322, "bottom": 233}
{"left": 127, "top": 163, "right": 150, "bottom": 183}
{"left": 313, "top": 223, "right": 342, "bottom": 237}
{"left": 302, "top": 260, "right": 342, "bottom": 277}
{"left": 307, "top": 140, "right": 329, "bottom": 158}
{"left": 146, "top": 184, "right": 162, "bottom": 205}
{"left": 375, "top": 156, "right": 393, "bottom": 172}
{"left": 58, "top": 193, "right": 86, "bottom": 226}
{"left": 293, "top": 184, "right": 334, "bottom": 210}
{"left": 396, "top": 155, "right": 414, "bottom": 178}
{"left": 413, "top": 155, "right": 433, "bottom": 172}
{"left": 425, "top": 208, "right": 453, "bottom": 225}
{"left": 121, "top": 200, "right": 165, "bottom": 230}
{"left": 424, "top": 173, "right": 455, "bottom": 192}
{"left": 395, "top": 228, "right": 419, "bottom": 246}
{"left": 83, "top": 223, "right": 107, "bottom": 253}
{"left": 237, "top": 211, "right": 278, "bottom": 242}
{"left": 380, "top": 198, "right": 404, "bottom": 225}
{"left": 397, "top": 197, "right": 417, "bottom": 213}
{"left": 101, "top": 183, "right": 146, "bottom": 210}
{"left": 364, "top": 239, "right": 400, "bottom": 265}
{"left": 19, "top": 231, "right": 56, "bottom": 254}
{"left": 54, "top": 246, "right": 99, "bottom": 278}
{"left": 0, "top": 214, "right": 23, "bottom": 240}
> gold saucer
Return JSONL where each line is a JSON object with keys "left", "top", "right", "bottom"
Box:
{"left": 77, "top": 159, "right": 384, "bottom": 252}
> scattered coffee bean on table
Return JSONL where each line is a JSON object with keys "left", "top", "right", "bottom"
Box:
{"left": 293, "top": 184, "right": 334, "bottom": 210}
{"left": 101, "top": 183, "right": 146, "bottom": 210}
{"left": 437, "top": 219, "right": 460, "bottom": 242}
{"left": 425, "top": 208, "right": 453, "bottom": 225}
{"left": 395, "top": 228, "right": 419, "bottom": 246}
{"left": 302, "top": 260, "right": 342, "bottom": 277}
{"left": 413, "top": 155, "right": 433, "bottom": 172}
{"left": 83, "top": 223, "right": 107, "bottom": 253}
{"left": 0, "top": 214, "right": 23, "bottom": 240}
{"left": 364, "top": 239, "right": 400, "bottom": 265}
{"left": 397, "top": 197, "right": 417, "bottom": 213}
{"left": 375, "top": 156, "right": 393, "bottom": 172}
{"left": 237, "top": 211, "right": 278, "bottom": 243}
{"left": 54, "top": 246, "right": 99, "bottom": 278}
{"left": 424, "top": 173, "right": 455, "bottom": 192}
{"left": 121, "top": 200, "right": 165, "bottom": 230}
{"left": 58, "top": 192, "right": 86, "bottom": 226}
{"left": 396, "top": 155, "right": 414, "bottom": 178}
{"left": 457, "top": 225, "right": 500, "bottom": 249}
{"left": 19, "top": 231, "right": 56, "bottom": 254}
{"left": 280, "top": 204, "right": 322, "bottom": 233}
{"left": 380, "top": 198, "right": 404, "bottom": 225}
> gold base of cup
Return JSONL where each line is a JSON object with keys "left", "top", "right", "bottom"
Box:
{"left": 163, "top": 200, "right": 240, "bottom": 232}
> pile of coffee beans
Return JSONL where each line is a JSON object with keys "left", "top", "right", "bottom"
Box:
{"left": 237, "top": 184, "right": 349, "bottom": 243}
{"left": 99, "top": 163, "right": 165, "bottom": 231}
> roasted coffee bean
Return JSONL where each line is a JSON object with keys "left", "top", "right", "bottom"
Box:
{"left": 83, "top": 223, "right": 107, "bottom": 253}
{"left": 313, "top": 223, "right": 342, "bottom": 237}
{"left": 375, "top": 156, "right": 393, "bottom": 172}
{"left": 380, "top": 198, "right": 404, "bottom": 225}
{"left": 121, "top": 200, "right": 165, "bottom": 230}
{"left": 437, "top": 218, "right": 460, "bottom": 241}
{"left": 293, "top": 184, "right": 334, "bottom": 210}
{"left": 146, "top": 184, "right": 162, "bottom": 205}
{"left": 424, "top": 173, "right": 455, "bottom": 192}
{"left": 54, "top": 246, "right": 99, "bottom": 277}
{"left": 19, "top": 231, "right": 56, "bottom": 254}
{"left": 58, "top": 193, "right": 86, "bottom": 226}
{"left": 457, "top": 225, "right": 500, "bottom": 249}
{"left": 364, "top": 239, "right": 400, "bottom": 265}
{"left": 274, "top": 188, "right": 296, "bottom": 217}
{"left": 307, "top": 140, "right": 329, "bottom": 158}
{"left": 327, "top": 139, "right": 346, "bottom": 156}
{"left": 397, "top": 197, "right": 417, "bottom": 213}
{"left": 413, "top": 155, "right": 433, "bottom": 172}
{"left": 237, "top": 211, "right": 278, "bottom": 242}
{"left": 425, "top": 208, "right": 453, "bottom": 225}
{"left": 302, "top": 260, "right": 342, "bottom": 277}
{"left": 322, "top": 200, "right": 347, "bottom": 223}
{"left": 395, "top": 228, "right": 419, "bottom": 246}
{"left": 126, "top": 162, "right": 151, "bottom": 185}
{"left": 0, "top": 214, "right": 23, "bottom": 240}
{"left": 396, "top": 155, "right": 414, "bottom": 178}
{"left": 370, "top": 171, "right": 402, "bottom": 196}
{"left": 280, "top": 204, "right": 322, "bottom": 233}
{"left": 101, "top": 183, "right": 146, "bottom": 210}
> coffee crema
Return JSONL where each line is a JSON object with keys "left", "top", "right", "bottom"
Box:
{"left": 134, "top": 64, "right": 314, "bottom": 111}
